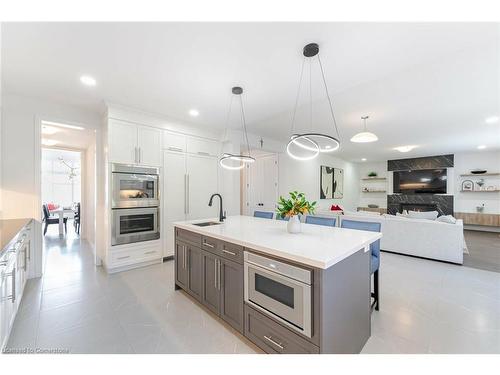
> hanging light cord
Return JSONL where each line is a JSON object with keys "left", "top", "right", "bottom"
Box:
{"left": 239, "top": 94, "right": 252, "bottom": 156}
{"left": 223, "top": 94, "right": 234, "bottom": 143}
{"left": 309, "top": 57, "right": 313, "bottom": 131}
{"left": 318, "top": 54, "right": 341, "bottom": 140}
{"left": 290, "top": 57, "right": 306, "bottom": 134}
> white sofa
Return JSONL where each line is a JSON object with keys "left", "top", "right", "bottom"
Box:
{"left": 340, "top": 212, "right": 464, "bottom": 264}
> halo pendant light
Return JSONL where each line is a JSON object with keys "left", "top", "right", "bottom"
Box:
{"left": 219, "top": 87, "right": 256, "bottom": 171}
{"left": 286, "top": 43, "right": 342, "bottom": 161}
{"left": 350, "top": 115, "right": 378, "bottom": 143}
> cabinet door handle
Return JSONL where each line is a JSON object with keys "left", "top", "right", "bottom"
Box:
{"left": 184, "top": 174, "right": 187, "bottom": 214}
{"left": 217, "top": 259, "right": 221, "bottom": 290}
{"left": 186, "top": 174, "right": 190, "bottom": 214}
{"left": 222, "top": 249, "right": 236, "bottom": 256}
{"left": 5, "top": 268, "right": 16, "bottom": 304}
{"left": 27, "top": 242, "right": 31, "bottom": 261}
{"left": 183, "top": 246, "right": 187, "bottom": 269}
{"left": 168, "top": 146, "right": 183, "bottom": 152}
{"left": 144, "top": 250, "right": 156, "bottom": 255}
{"left": 263, "top": 335, "right": 284, "bottom": 350}
{"left": 117, "top": 255, "right": 131, "bottom": 260}
{"left": 203, "top": 241, "right": 215, "bottom": 248}
{"left": 214, "top": 259, "right": 218, "bottom": 288}
{"left": 197, "top": 151, "right": 209, "bottom": 156}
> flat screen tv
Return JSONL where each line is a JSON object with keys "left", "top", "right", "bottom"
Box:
{"left": 393, "top": 169, "right": 447, "bottom": 194}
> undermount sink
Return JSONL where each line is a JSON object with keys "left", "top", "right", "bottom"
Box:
{"left": 192, "top": 221, "right": 222, "bottom": 227}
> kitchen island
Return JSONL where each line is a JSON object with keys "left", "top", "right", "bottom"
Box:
{"left": 173, "top": 215, "right": 382, "bottom": 354}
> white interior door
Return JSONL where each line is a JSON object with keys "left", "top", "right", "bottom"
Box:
{"left": 245, "top": 154, "right": 279, "bottom": 216}
{"left": 163, "top": 151, "right": 187, "bottom": 257}
{"left": 186, "top": 154, "right": 219, "bottom": 220}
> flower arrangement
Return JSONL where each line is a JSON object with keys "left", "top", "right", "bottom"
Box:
{"left": 368, "top": 171, "right": 378, "bottom": 177}
{"left": 276, "top": 191, "right": 316, "bottom": 219}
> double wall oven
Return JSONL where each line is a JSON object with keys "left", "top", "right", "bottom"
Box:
{"left": 111, "top": 164, "right": 160, "bottom": 246}
{"left": 244, "top": 252, "right": 312, "bottom": 337}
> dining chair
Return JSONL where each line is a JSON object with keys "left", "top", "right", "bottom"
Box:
{"left": 253, "top": 211, "right": 274, "bottom": 219}
{"left": 305, "top": 216, "right": 336, "bottom": 227}
{"left": 73, "top": 202, "right": 81, "bottom": 235}
{"left": 42, "top": 204, "right": 68, "bottom": 236}
{"left": 341, "top": 219, "right": 381, "bottom": 311}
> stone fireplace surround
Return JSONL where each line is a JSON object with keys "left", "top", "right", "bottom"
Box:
{"left": 387, "top": 154, "right": 454, "bottom": 216}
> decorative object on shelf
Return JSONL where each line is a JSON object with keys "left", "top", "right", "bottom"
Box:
{"left": 351, "top": 115, "right": 378, "bottom": 143}
{"left": 219, "top": 86, "right": 255, "bottom": 170}
{"left": 286, "top": 43, "right": 341, "bottom": 161}
{"left": 461, "top": 180, "right": 474, "bottom": 191}
{"left": 368, "top": 171, "right": 378, "bottom": 177}
{"left": 476, "top": 178, "right": 485, "bottom": 190}
{"left": 476, "top": 204, "right": 485, "bottom": 213}
{"left": 276, "top": 191, "right": 316, "bottom": 234}
{"left": 487, "top": 186, "right": 496, "bottom": 191}
{"left": 320, "top": 165, "right": 343, "bottom": 199}
{"left": 330, "top": 204, "right": 343, "bottom": 211}
{"left": 470, "top": 169, "right": 487, "bottom": 174}
{"left": 368, "top": 204, "right": 379, "bottom": 208}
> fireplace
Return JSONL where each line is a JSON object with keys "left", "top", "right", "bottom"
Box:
{"left": 401, "top": 203, "right": 437, "bottom": 212}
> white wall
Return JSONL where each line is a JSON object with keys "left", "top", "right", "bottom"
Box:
{"left": 0, "top": 94, "right": 101, "bottom": 220}
{"left": 454, "top": 150, "right": 500, "bottom": 214}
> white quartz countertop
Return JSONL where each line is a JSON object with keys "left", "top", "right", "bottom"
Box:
{"left": 174, "top": 215, "right": 382, "bottom": 269}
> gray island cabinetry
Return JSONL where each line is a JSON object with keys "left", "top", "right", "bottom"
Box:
{"left": 173, "top": 216, "right": 382, "bottom": 354}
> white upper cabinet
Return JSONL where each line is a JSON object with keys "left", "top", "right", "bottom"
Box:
{"left": 137, "top": 126, "right": 162, "bottom": 166}
{"left": 186, "top": 137, "right": 220, "bottom": 157}
{"left": 163, "top": 131, "right": 186, "bottom": 153}
{"left": 108, "top": 120, "right": 137, "bottom": 164}
{"left": 108, "top": 120, "right": 161, "bottom": 166}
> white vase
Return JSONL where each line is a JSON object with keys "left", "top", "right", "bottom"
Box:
{"left": 287, "top": 215, "right": 301, "bottom": 234}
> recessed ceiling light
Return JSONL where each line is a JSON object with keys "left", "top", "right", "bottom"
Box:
{"left": 189, "top": 109, "right": 199, "bottom": 117}
{"left": 42, "top": 139, "right": 59, "bottom": 146}
{"left": 361, "top": 158, "right": 367, "bottom": 161}
{"left": 42, "top": 125, "right": 59, "bottom": 135}
{"left": 80, "top": 75, "right": 96, "bottom": 86}
{"left": 485, "top": 116, "right": 499, "bottom": 124}
{"left": 41, "top": 121, "right": 84, "bottom": 130}
{"left": 477, "top": 145, "right": 487, "bottom": 150}
{"left": 394, "top": 145, "right": 418, "bottom": 153}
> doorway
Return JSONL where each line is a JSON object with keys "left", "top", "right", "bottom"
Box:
{"left": 37, "top": 120, "right": 98, "bottom": 272}
{"left": 241, "top": 150, "right": 279, "bottom": 216}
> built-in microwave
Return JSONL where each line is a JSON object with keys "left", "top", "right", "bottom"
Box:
{"left": 244, "top": 252, "right": 312, "bottom": 337}
{"left": 111, "top": 163, "right": 159, "bottom": 208}
{"left": 111, "top": 207, "right": 160, "bottom": 246}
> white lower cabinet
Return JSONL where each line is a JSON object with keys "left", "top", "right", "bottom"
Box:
{"left": 163, "top": 150, "right": 219, "bottom": 257}
{"left": 0, "top": 221, "right": 33, "bottom": 350}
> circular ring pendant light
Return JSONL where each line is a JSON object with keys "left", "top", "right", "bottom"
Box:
{"left": 286, "top": 43, "right": 341, "bottom": 160}
{"left": 219, "top": 86, "right": 256, "bottom": 170}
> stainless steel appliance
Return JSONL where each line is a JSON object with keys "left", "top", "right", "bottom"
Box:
{"left": 244, "top": 252, "right": 312, "bottom": 337}
{"left": 111, "top": 207, "right": 160, "bottom": 246}
{"left": 111, "top": 163, "right": 159, "bottom": 208}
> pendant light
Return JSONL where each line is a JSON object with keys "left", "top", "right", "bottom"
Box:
{"left": 286, "top": 43, "right": 341, "bottom": 161}
{"left": 219, "top": 86, "right": 256, "bottom": 170}
{"left": 350, "top": 115, "right": 378, "bottom": 143}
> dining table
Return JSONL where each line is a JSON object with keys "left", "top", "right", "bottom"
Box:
{"left": 51, "top": 207, "right": 74, "bottom": 237}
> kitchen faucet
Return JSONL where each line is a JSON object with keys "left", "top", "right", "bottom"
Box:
{"left": 208, "top": 193, "right": 226, "bottom": 222}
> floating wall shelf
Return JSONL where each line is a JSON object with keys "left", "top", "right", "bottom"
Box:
{"left": 361, "top": 177, "right": 387, "bottom": 181}
{"left": 459, "top": 173, "right": 500, "bottom": 177}
{"left": 460, "top": 190, "right": 500, "bottom": 193}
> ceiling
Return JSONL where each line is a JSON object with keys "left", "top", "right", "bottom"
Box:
{"left": 2, "top": 22, "right": 499, "bottom": 161}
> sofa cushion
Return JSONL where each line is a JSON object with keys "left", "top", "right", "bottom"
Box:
{"left": 436, "top": 215, "right": 457, "bottom": 224}
{"left": 407, "top": 210, "right": 439, "bottom": 220}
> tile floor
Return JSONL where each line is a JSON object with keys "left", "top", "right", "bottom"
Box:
{"left": 5, "top": 226, "right": 500, "bottom": 354}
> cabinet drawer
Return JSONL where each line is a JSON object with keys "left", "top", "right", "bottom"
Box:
{"left": 220, "top": 242, "right": 243, "bottom": 264}
{"left": 201, "top": 236, "right": 221, "bottom": 255}
{"left": 244, "top": 305, "right": 319, "bottom": 354}
{"left": 175, "top": 228, "right": 201, "bottom": 247}
{"left": 186, "top": 137, "right": 219, "bottom": 157}
{"left": 110, "top": 247, "right": 161, "bottom": 265}
{"left": 163, "top": 131, "right": 186, "bottom": 152}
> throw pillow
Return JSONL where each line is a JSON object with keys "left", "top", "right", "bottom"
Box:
{"left": 436, "top": 215, "right": 457, "bottom": 224}
{"left": 407, "top": 210, "right": 439, "bottom": 220}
